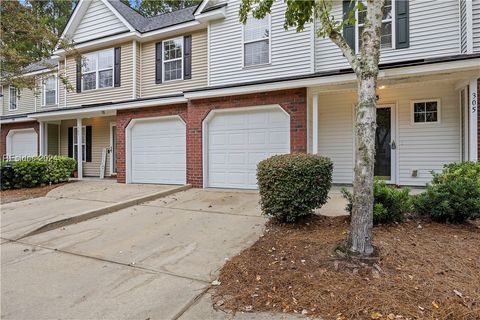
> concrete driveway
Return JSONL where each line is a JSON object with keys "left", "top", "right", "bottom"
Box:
{"left": 1, "top": 188, "right": 272, "bottom": 320}
{"left": 0, "top": 180, "right": 182, "bottom": 240}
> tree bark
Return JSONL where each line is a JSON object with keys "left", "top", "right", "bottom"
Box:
{"left": 346, "top": 0, "right": 384, "bottom": 256}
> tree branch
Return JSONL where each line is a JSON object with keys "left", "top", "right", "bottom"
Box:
{"left": 328, "top": 29, "right": 360, "bottom": 75}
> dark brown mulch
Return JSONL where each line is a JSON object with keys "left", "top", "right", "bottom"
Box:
{"left": 0, "top": 182, "right": 71, "bottom": 204}
{"left": 213, "top": 215, "right": 480, "bottom": 320}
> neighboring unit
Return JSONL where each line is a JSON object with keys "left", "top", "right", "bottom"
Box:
{"left": 1, "top": 0, "right": 479, "bottom": 189}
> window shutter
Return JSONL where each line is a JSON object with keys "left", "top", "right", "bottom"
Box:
{"left": 76, "top": 59, "right": 82, "bottom": 93}
{"left": 183, "top": 35, "right": 192, "bottom": 80}
{"left": 155, "top": 42, "right": 162, "bottom": 84}
{"left": 395, "top": 0, "right": 410, "bottom": 49}
{"left": 114, "top": 47, "right": 121, "bottom": 87}
{"left": 68, "top": 127, "right": 73, "bottom": 157}
{"left": 343, "top": 0, "right": 356, "bottom": 50}
{"left": 86, "top": 126, "right": 92, "bottom": 163}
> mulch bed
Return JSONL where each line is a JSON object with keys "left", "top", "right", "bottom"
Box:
{"left": 0, "top": 182, "right": 71, "bottom": 204}
{"left": 213, "top": 215, "right": 480, "bottom": 320}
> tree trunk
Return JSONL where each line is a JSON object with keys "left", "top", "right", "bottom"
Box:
{"left": 348, "top": 75, "right": 377, "bottom": 255}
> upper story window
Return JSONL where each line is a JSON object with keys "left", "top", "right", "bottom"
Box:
{"left": 412, "top": 99, "right": 440, "bottom": 124}
{"left": 9, "top": 86, "right": 17, "bottom": 110}
{"left": 42, "top": 75, "right": 57, "bottom": 106}
{"left": 357, "top": 0, "right": 394, "bottom": 51}
{"left": 82, "top": 49, "right": 114, "bottom": 91}
{"left": 243, "top": 15, "right": 270, "bottom": 67}
{"left": 163, "top": 38, "right": 183, "bottom": 82}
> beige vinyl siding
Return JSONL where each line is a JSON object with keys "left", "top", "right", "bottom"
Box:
{"left": 136, "top": 41, "right": 141, "bottom": 98}
{"left": 47, "top": 124, "right": 59, "bottom": 155}
{"left": 2, "top": 85, "right": 36, "bottom": 115}
{"left": 310, "top": 82, "right": 460, "bottom": 186}
{"left": 65, "top": 42, "right": 133, "bottom": 107}
{"left": 60, "top": 116, "right": 114, "bottom": 177}
{"left": 140, "top": 30, "right": 208, "bottom": 97}
{"left": 73, "top": 0, "right": 128, "bottom": 43}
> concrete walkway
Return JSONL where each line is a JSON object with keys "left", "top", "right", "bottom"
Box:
{"left": 0, "top": 180, "right": 186, "bottom": 240}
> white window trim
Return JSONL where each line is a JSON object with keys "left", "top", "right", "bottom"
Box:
{"left": 73, "top": 125, "right": 87, "bottom": 162}
{"left": 355, "top": 0, "right": 396, "bottom": 53}
{"left": 81, "top": 48, "right": 115, "bottom": 92}
{"left": 8, "top": 86, "right": 17, "bottom": 111}
{"left": 41, "top": 74, "right": 58, "bottom": 106}
{"left": 410, "top": 98, "right": 441, "bottom": 125}
{"left": 162, "top": 36, "right": 184, "bottom": 83}
{"left": 242, "top": 14, "right": 272, "bottom": 68}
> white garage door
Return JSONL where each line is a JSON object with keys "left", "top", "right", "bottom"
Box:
{"left": 206, "top": 106, "right": 290, "bottom": 189}
{"left": 130, "top": 117, "right": 186, "bottom": 184}
{"left": 7, "top": 129, "right": 38, "bottom": 157}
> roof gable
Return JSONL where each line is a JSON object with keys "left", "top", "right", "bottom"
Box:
{"left": 61, "top": 0, "right": 133, "bottom": 44}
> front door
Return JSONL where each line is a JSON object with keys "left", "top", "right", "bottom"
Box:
{"left": 375, "top": 105, "right": 396, "bottom": 183}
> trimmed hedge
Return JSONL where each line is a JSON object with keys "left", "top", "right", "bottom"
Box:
{"left": 1, "top": 156, "right": 76, "bottom": 190}
{"left": 257, "top": 154, "right": 333, "bottom": 222}
{"left": 413, "top": 161, "right": 480, "bottom": 223}
{"left": 341, "top": 180, "right": 412, "bottom": 225}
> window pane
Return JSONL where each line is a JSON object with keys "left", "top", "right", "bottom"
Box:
{"left": 358, "top": 9, "right": 367, "bottom": 25}
{"left": 164, "top": 60, "right": 182, "bottom": 81}
{"left": 45, "top": 76, "right": 56, "bottom": 90}
{"left": 99, "top": 69, "right": 113, "bottom": 88}
{"left": 380, "top": 22, "right": 392, "bottom": 49}
{"left": 414, "top": 113, "right": 425, "bottom": 123}
{"left": 83, "top": 72, "right": 96, "bottom": 90}
{"left": 426, "top": 112, "right": 437, "bottom": 122}
{"left": 382, "top": 0, "right": 392, "bottom": 20}
{"left": 426, "top": 101, "right": 437, "bottom": 112}
{"left": 163, "top": 39, "right": 182, "bottom": 61}
{"left": 244, "top": 16, "right": 269, "bottom": 42}
{"left": 45, "top": 91, "right": 56, "bottom": 105}
{"left": 414, "top": 103, "right": 425, "bottom": 113}
{"left": 83, "top": 55, "right": 96, "bottom": 72}
{"left": 9, "top": 87, "right": 16, "bottom": 109}
{"left": 244, "top": 40, "right": 269, "bottom": 66}
{"left": 98, "top": 50, "right": 113, "bottom": 69}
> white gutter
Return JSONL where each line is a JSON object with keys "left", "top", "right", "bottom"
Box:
{"left": 28, "top": 95, "right": 187, "bottom": 121}
{"left": 185, "top": 58, "right": 480, "bottom": 99}
{"left": 1, "top": 117, "right": 36, "bottom": 124}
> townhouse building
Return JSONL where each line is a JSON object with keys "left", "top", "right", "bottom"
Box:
{"left": 1, "top": 0, "right": 479, "bottom": 189}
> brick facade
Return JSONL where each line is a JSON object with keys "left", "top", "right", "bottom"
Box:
{"left": 0, "top": 121, "right": 39, "bottom": 157}
{"left": 115, "top": 104, "right": 188, "bottom": 183}
{"left": 186, "top": 88, "right": 307, "bottom": 187}
{"left": 115, "top": 88, "right": 307, "bottom": 186}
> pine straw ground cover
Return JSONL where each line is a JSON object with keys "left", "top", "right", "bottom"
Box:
{"left": 0, "top": 182, "right": 70, "bottom": 204}
{"left": 213, "top": 216, "right": 480, "bottom": 320}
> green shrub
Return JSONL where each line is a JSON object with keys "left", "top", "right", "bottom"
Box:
{"left": 257, "top": 154, "right": 333, "bottom": 222}
{"left": 413, "top": 161, "right": 480, "bottom": 223}
{"left": 0, "top": 156, "right": 76, "bottom": 190}
{"left": 341, "top": 180, "right": 412, "bottom": 224}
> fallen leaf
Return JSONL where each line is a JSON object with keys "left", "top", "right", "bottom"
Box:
{"left": 256, "top": 275, "right": 261, "bottom": 281}
{"left": 453, "top": 289, "right": 463, "bottom": 298}
{"left": 432, "top": 301, "right": 440, "bottom": 309}
{"left": 371, "top": 311, "right": 383, "bottom": 319}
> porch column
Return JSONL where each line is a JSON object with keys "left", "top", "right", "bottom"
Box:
{"left": 312, "top": 94, "right": 319, "bottom": 154}
{"left": 39, "top": 121, "right": 45, "bottom": 155}
{"left": 76, "top": 118, "right": 83, "bottom": 179}
{"left": 469, "top": 79, "right": 478, "bottom": 161}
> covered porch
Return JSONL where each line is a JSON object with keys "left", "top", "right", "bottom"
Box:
{"left": 34, "top": 110, "right": 117, "bottom": 179}
{"left": 307, "top": 67, "right": 478, "bottom": 186}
